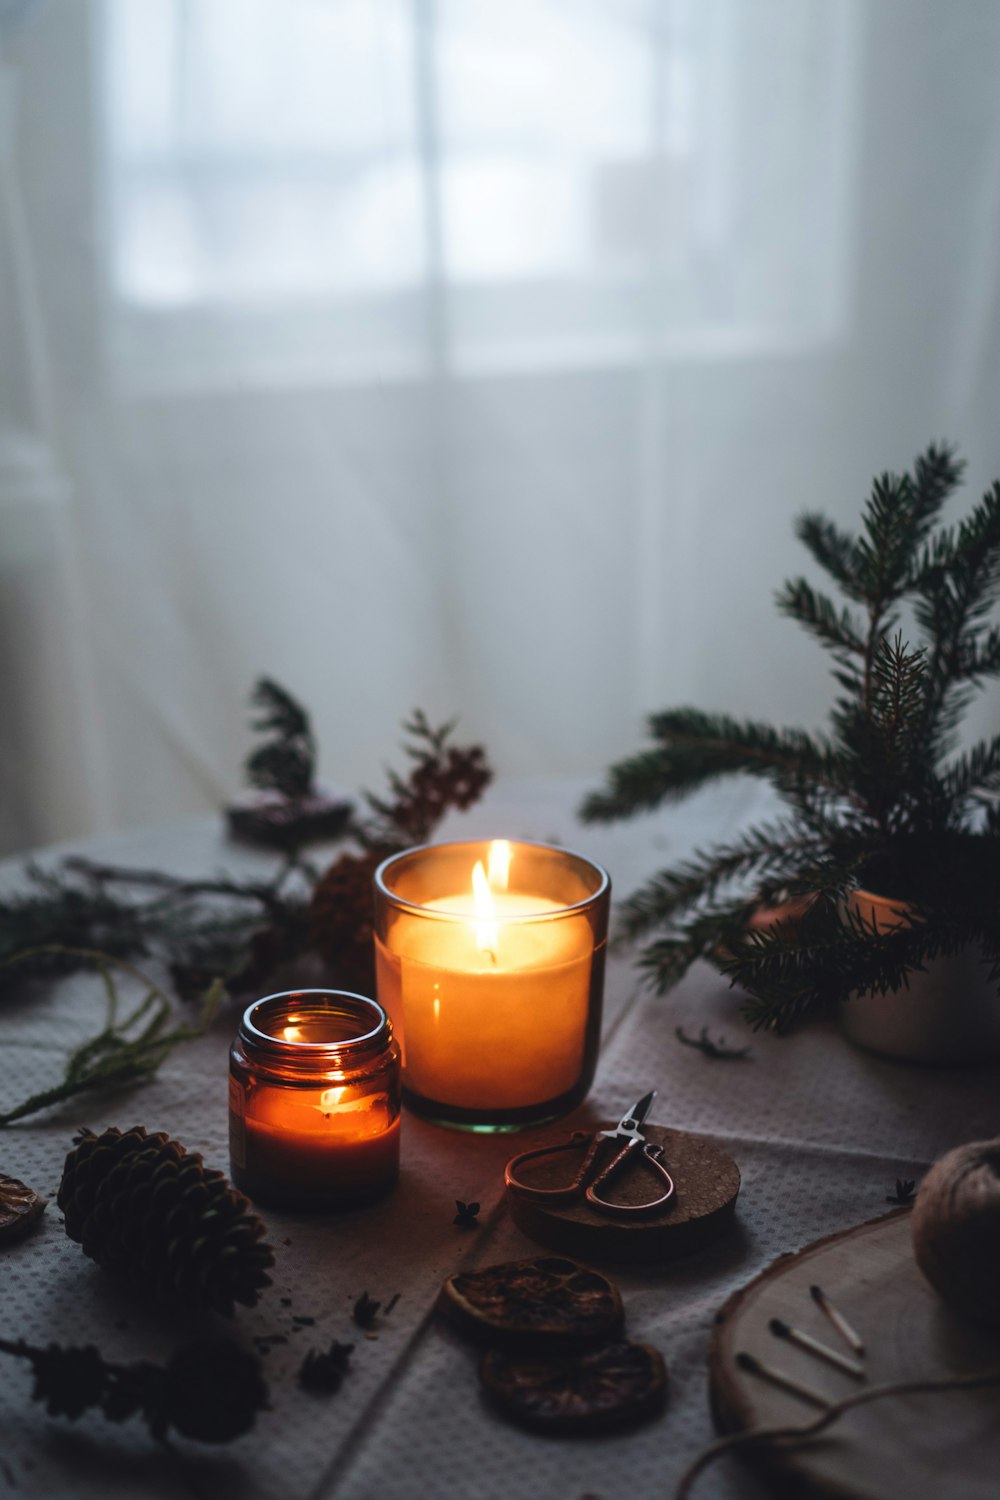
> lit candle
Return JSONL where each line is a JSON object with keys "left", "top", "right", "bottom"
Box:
{"left": 229, "top": 991, "right": 401, "bottom": 1210}
{"left": 374, "top": 841, "right": 609, "bottom": 1129}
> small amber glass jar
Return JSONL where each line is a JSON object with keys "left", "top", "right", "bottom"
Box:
{"left": 229, "top": 990, "right": 401, "bottom": 1211}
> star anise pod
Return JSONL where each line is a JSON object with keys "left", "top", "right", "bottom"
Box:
{"left": 454, "top": 1200, "right": 481, "bottom": 1228}
{"left": 299, "top": 1342, "right": 355, "bottom": 1394}
{"left": 886, "top": 1178, "right": 917, "bottom": 1204}
{"left": 352, "top": 1291, "right": 381, "bottom": 1329}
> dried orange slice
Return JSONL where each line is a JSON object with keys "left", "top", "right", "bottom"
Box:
{"left": 480, "top": 1340, "right": 667, "bottom": 1434}
{"left": 0, "top": 1172, "right": 46, "bottom": 1244}
{"left": 438, "top": 1255, "right": 623, "bottom": 1352}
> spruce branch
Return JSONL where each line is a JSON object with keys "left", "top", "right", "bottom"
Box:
{"left": 721, "top": 901, "right": 974, "bottom": 1034}
{"left": 582, "top": 442, "right": 1000, "bottom": 1032}
{"left": 617, "top": 823, "right": 835, "bottom": 940}
{"left": 793, "top": 514, "right": 862, "bottom": 596}
{"left": 941, "top": 734, "right": 1000, "bottom": 804}
{"left": 775, "top": 579, "right": 866, "bottom": 658}
{"left": 582, "top": 712, "right": 843, "bottom": 822}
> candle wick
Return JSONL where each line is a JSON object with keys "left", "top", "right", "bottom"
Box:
{"left": 485, "top": 948, "right": 497, "bottom": 965}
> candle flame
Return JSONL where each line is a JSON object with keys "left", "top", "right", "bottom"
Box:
{"left": 283, "top": 1025, "right": 303, "bottom": 1042}
{"left": 472, "top": 860, "right": 498, "bottom": 957}
{"left": 487, "top": 839, "right": 511, "bottom": 891}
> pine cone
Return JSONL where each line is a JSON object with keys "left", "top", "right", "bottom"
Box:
{"left": 57, "top": 1127, "right": 274, "bottom": 1317}
{"left": 307, "top": 850, "right": 382, "bottom": 995}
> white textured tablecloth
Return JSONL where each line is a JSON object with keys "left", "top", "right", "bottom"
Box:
{"left": 1, "top": 779, "right": 998, "bottom": 1500}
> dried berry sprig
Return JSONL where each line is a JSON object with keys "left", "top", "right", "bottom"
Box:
{"left": 0, "top": 1336, "right": 268, "bottom": 1444}
{"left": 359, "top": 710, "right": 492, "bottom": 850}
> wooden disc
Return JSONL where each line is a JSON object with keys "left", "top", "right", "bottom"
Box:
{"left": 505, "top": 1123, "right": 740, "bottom": 1264}
{"left": 710, "top": 1210, "right": 1000, "bottom": 1500}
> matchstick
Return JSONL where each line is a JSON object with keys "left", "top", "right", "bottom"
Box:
{"left": 735, "top": 1351, "right": 829, "bottom": 1409}
{"left": 770, "top": 1317, "right": 866, "bottom": 1379}
{"left": 810, "top": 1283, "right": 866, "bottom": 1356}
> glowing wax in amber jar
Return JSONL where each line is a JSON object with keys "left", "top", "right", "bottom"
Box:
{"left": 229, "top": 990, "right": 401, "bottom": 1210}
{"left": 373, "top": 840, "right": 610, "bottom": 1130}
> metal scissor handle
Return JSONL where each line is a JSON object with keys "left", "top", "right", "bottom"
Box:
{"left": 585, "top": 1136, "right": 675, "bottom": 1218}
{"left": 504, "top": 1130, "right": 597, "bottom": 1205}
{"left": 505, "top": 1126, "right": 675, "bottom": 1219}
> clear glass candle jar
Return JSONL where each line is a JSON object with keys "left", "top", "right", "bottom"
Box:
{"left": 374, "top": 840, "right": 610, "bottom": 1131}
{"left": 229, "top": 990, "right": 401, "bottom": 1210}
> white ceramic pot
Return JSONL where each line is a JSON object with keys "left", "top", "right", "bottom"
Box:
{"left": 839, "top": 888, "right": 1000, "bottom": 1064}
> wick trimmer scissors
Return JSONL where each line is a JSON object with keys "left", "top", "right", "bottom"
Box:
{"left": 504, "top": 1090, "right": 675, "bottom": 1218}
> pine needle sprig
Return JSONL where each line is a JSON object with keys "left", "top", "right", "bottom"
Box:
{"left": 0, "top": 855, "right": 313, "bottom": 1003}
{"left": 0, "top": 947, "right": 221, "bottom": 1126}
{"left": 0, "top": 708, "right": 492, "bottom": 1030}
{"left": 0, "top": 864, "right": 151, "bottom": 978}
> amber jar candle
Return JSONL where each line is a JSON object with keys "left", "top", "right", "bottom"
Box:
{"left": 229, "top": 990, "right": 401, "bottom": 1211}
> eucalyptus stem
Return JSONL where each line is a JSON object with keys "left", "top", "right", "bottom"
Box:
{"left": 0, "top": 945, "right": 221, "bottom": 1127}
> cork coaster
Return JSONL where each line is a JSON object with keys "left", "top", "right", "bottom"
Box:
{"left": 505, "top": 1123, "right": 740, "bottom": 1264}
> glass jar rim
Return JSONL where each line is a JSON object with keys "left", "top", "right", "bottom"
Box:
{"left": 240, "top": 989, "right": 390, "bottom": 1058}
{"left": 374, "top": 838, "right": 610, "bottom": 921}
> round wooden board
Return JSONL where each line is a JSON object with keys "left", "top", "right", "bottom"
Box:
{"left": 710, "top": 1209, "right": 1000, "bottom": 1500}
{"left": 504, "top": 1123, "right": 740, "bottom": 1264}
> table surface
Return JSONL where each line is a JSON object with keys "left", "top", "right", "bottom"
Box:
{"left": 2, "top": 777, "right": 998, "bottom": 1500}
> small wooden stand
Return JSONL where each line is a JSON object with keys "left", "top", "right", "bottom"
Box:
{"left": 710, "top": 1210, "right": 1000, "bottom": 1499}
{"left": 505, "top": 1122, "right": 740, "bottom": 1264}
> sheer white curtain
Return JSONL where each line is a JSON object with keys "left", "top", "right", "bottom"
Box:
{"left": 1, "top": 0, "right": 999, "bottom": 854}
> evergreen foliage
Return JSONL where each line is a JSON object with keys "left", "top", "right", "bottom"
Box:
{"left": 244, "top": 677, "right": 317, "bottom": 798}
{"left": 582, "top": 445, "right": 1000, "bottom": 1032}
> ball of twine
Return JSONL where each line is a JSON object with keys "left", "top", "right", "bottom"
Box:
{"left": 911, "top": 1137, "right": 1000, "bottom": 1329}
